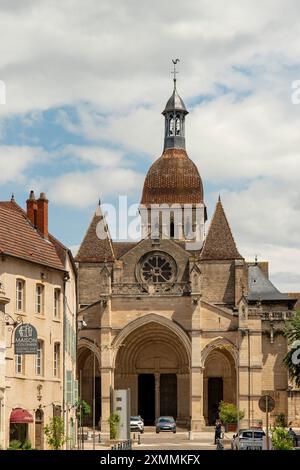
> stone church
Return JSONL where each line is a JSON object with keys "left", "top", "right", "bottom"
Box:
{"left": 76, "top": 78, "right": 299, "bottom": 433}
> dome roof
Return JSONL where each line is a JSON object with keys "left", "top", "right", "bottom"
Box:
{"left": 141, "top": 148, "right": 204, "bottom": 205}
{"left": 162, "top": 79, "right": 188, "bottom": 115}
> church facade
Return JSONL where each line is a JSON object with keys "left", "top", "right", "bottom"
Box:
{"left": 76, "top": 78, "right": 300, "bottom": 433}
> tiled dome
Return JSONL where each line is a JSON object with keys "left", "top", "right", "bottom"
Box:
{"left": 141, "top": 148, "right": 204, "bottom": 205}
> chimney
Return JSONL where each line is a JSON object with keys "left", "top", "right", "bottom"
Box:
{"left": 26, "top": 190, "right": 37, "bottom": 227}
{"left": 37, "top": 192, "right": 49, "bottom": 238}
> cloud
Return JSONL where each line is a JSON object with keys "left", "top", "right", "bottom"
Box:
{"left": 0, "top": 0, "right": 299, "bottom": 291}
{"left": 0, "top": 145, "right": 45, "bottom": 184}
{"left": 42, "top": 167, "right": 144, "bottom": 208}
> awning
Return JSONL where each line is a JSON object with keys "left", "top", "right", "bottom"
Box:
{"left": 10, "top": 408, "right": 34, "bottom": 424}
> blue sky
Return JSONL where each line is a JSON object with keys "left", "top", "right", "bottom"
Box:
{"left": 1, "top": 0, "right": 300, "bottom": 291}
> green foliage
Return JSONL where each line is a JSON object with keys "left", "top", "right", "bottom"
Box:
{"left": 75, "top": 399, "right": 91, "bottom": 418}
{"left": 275, "top": 413, "right": 287, "bottom": 428}
{"left": 44, "top": 417, "right": 66, "bottom": 450}
{"left": 7, "top": 439, "right": 33, "bottom": 450}
{"left": 22, "top": 440, "right": 32, "bottom": 450}
{"left": 271, "top": 427, "right": 294, "bottom": 450}
{"left": 108, "top": 412, "right": 120, "bottom": 440}
{"left": 283, "top": 310, "right": 300, "bottom": 387}
{"left": 8, "top": 440, "right": 22, "bottom": 450}
{"left": 219, "top": 401, "right": 245, "bottom": 424}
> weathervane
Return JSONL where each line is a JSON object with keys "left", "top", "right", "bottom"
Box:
{"left": 172, "top": 58, "right": 180, "bottom": 81}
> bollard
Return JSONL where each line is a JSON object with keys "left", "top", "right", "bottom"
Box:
{"left": 138, "top": 434, "right": 141, "bottom": 445}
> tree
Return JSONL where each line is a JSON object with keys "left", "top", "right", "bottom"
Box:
{"left": 108, "top": 412, "right": 120, "bottom": 440}
{"left": 283, "top": 310, "right": 300, "bottom": 387}
{"left": 44, "top": 417, "right": 66, "bottom": 450}
{"left": 75, "top": 399, "right": 91, "bottom": 419}
{"left": 271, "top": 427, "right": 294, "bottom": 450}
{"left": 219, "top": 401, "right": 244, "bottom": 424}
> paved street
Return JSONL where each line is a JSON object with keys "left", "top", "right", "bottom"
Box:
{"left": 132, "top": 428, "right": 217, "bottom": 450}
{"left": 82, "top": 427, "right": 231, "bottom": 451}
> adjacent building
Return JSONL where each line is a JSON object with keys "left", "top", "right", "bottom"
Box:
{"left": 0, "top": 192, "right": 77, "bottom": 449}
{"left": 76, "top": 78, "right": 300, "bottom": 434}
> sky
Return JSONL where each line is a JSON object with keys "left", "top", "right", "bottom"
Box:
{"left": 0, "top": 0, "right": 300, "bottom": 292}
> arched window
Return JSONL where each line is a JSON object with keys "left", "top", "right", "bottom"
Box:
{"left": 175, "top": 115, "right": 181, "bottom": 135}
{"left": 170, "top": 221, "right": 175, "bottom": 239}
{"left": 35, "top": 284, "right": 44, "bottom": 315}
{"left": 35, "top": 340, "right": 44, "bottom": 376}
{"left": 53, "top": 342, "right": 61, "bottom": 378}
{"left": 169, "top": 116, "right": 174, "bottom": 136}
{"left": 16, "top": 279, "right": 25, "bottom": 311}
{"left": 54, "top": 288, "right": 61, "bottom": 319}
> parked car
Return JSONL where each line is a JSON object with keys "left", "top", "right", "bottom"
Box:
{"left": 130, "top": 416, "right": 144, "bottom": 433}
{"left": 156, "top": 416, "right": 176, "bottom": 433}
{"left": 231, "top": 429, "right": 266, "bottom": 450}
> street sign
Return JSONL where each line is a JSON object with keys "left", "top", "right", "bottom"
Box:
{"left": 259, "top": 395, "right": 275, "bottom": 413}
{"left": 14, "top": 323, "right": 38, "bottom": 355}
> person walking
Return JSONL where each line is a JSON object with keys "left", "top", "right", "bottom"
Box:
{"left": 214, "top": 420, "right": 222, "bottom": 444}
{"left": 288, "top": 427, "right": 297, "bottom": 447}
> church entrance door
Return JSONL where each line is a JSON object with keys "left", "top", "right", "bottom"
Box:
{"left": 208, "top": 377, "right": 223, "bottom": 425}
{"left": 160, "top": 374, "right": 177, "bottom": 418}
{"left": 138, "top": 374, "right": 155, "bottom": 425}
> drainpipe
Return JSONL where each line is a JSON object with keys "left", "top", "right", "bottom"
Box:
{"left": 248, "top": 330, "right": 251, "bottom": 428}
{"left": 63, "top": 273, "right": 68, "bottom": 450}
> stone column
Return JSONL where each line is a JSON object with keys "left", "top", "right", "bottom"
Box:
{"left": 155, "top": 373, "right": 160, "bottom": 420}
{"left": 99, "top": 299, "right": 112, "bottom": 436}
{"left": 191, "top": 300, "right": 205, "bottom": 432}
{"left": 177, "top": 373, "right": 190, "bottom": 425}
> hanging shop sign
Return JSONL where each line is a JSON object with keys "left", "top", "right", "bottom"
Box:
{"left": 14, "top": 323, "right": 38, "bottom": 355}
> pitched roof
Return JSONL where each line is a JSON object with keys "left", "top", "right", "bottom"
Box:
{"left": 113, "top": 242, "right": 138, "bottom": 259}
{"left": 248, "top": 264, "right": 295, "bottom": 302}
{"left": 75, "top": 206, "right": 115, "bottom": 263}
{"left": 0, "top": 201, "right": 65, "bottom": 271}
{"left": 200, "top": 197, "right": 243, "bottom": 261}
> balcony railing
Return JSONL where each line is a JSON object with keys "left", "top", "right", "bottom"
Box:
{"left": 112, "top": 282, "right": 191, "bottom": 296}
{"left": 261, "top": 311, "right": 294, "bottom": 321}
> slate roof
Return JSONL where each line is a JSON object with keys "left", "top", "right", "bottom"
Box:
{"left": 0, "top": 201, "right": 66, "bottom": 271}
{"left": 200, "top": 198, "right": 243, "bottom": 261}
{"left": 248, "top": 264, "right": 294, "bottom": 302}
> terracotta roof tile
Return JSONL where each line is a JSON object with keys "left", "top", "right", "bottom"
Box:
{"left": 141, "top": 149, "right": 204, "bottom": 205}
{"left": 0, "top": 201, "right": 65, "bottom": 271}
{"left": 75, "top": 208, "right": 115, "bottom": 263}
{"left": 201, "top": 198, "right": 243, "bottom": 261}
{"left": 113, "top": 242, "right": 138, "bottom": 259}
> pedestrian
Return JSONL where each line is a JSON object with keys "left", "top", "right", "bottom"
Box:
{"left": 214, "top": 420, "right": 222, "bottom": 444}
{"left": 288, "top": 427, "right": 297, "bottom": 447}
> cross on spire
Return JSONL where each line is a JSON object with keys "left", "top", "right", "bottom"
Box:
{"left": 172, "top": 58, "right": 180, "bottom": 82}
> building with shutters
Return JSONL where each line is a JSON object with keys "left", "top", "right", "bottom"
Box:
{"left": 0, "top": 193, "right": 77, "bottom": 449}
{"left": 76, "top": 77, "right": 300, "bottom": 434}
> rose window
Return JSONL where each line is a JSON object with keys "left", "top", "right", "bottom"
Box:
{"left": 139, "top": 252, "right": 176, "bottom": 284}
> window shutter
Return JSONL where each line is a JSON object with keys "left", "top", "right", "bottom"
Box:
{"left": 74, "top": 379, "right": 78, "bottom": 405}
{"left": 66, "top": 370, "right": 72, "bottom": 404}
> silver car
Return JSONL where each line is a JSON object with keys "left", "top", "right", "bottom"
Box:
{"left": 156, "top": 416, "right": 176, "bottom": 433}
{"left": 130, "top": 415, "right": 144, "bottom": 433}
{"left": 232, "top": 429, "right": 265, "bottom": 450}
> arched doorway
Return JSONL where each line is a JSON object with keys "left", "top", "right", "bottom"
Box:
{"left": 114, "top": 317, "right": 190, "bottom": 426}
{"left": 78, "top": 345, "right": 101, "bottom": 427}
{"left": 203, "top": 344, "right": 236, "bottom": 425}
{"left": 35, "top": 409, "right": 44, "bottom": 450}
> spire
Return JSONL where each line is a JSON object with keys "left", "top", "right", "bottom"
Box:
{"left": 201, "top": 198, "right": 243, "bottom": 260}
{"left": 76, "top": 202, "right": 115, "bottom": 263}
{"left": 162, "top": 59, "right": 188, "bottom": 151}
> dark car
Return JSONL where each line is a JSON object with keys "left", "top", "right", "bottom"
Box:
{"left": 156, "top": 416, "right": 176, "bottom": 433}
